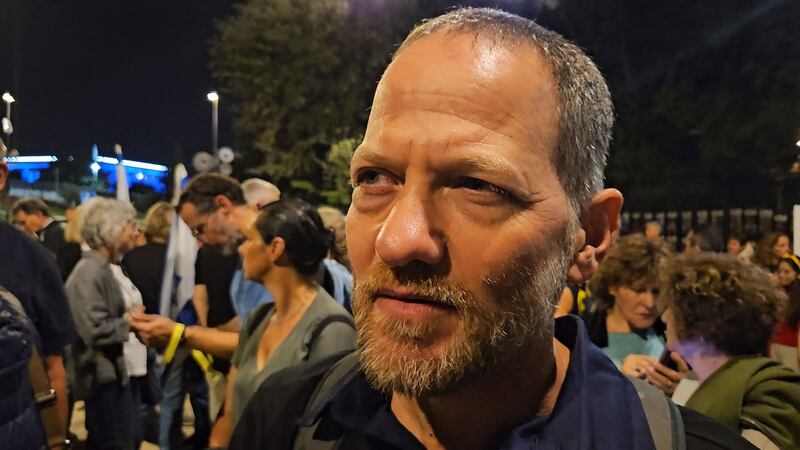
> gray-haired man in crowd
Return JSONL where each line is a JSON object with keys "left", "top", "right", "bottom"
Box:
{"left": 231, "top": 8, "right": 755, "bottom": 450}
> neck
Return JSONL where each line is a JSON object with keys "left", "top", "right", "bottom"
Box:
{"left": 606, "top": 306, "right": 632, "bottom": 333}
{"left": 94, "top": 246, "right": 116, "bottom": 264}
{"left": 38, "top": 217, "right": 53, "bottom": 232}
{"left": 679, "top": 341, "right": 730, "bottom": 383}
{"left": 233, "top": 205, "right": 259, "bottom": 233}
{"left": 391, "top": 338, "right": 570, "bottom": 450}
{"left": 264, "top": 268, "right": 316, "bottom": 319}
{"left": 150, "top": 237, "right": 166, "bottom": 244}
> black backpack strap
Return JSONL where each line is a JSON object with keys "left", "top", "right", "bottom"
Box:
{"left": 629, "top": 377, "right": 686, "bottom": 450}
{"left": 245, "top": 302, "right": 275, "bottom": 336}
{"left": 292, "top": 351, "right": 364, "bottom": 449}
{"left": 302, "top": 314, "right": 355, "bottom": 361}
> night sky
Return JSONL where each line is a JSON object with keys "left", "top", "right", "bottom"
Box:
{"left": 0, "top": 0, "right": 237, "bottom": 164}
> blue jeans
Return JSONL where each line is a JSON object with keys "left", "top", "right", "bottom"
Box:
{"left": 84, "top": 381, "right": 135, "bottom": 450}
{"left": 158, "top": 350, "right": 210, "bottom": 449}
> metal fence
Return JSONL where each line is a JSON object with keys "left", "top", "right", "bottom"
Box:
{"left": 621, "top": 208, "right": 791, "bottom": 250}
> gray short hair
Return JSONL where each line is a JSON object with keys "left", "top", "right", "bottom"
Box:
{"left": 395, "top": 7, "right": 613, "bottom": 215}
{"left": 80, "top": 197, "right": 136, "bottom": 250}
{"left": 241, "top": 178, "right": 281, "bottom": 208}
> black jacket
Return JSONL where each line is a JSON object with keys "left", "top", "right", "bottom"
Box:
{"left": 580, "top": 306, "right": 666, "bottom": 349}
{"left": 37, "top": 220, "right": 66, "bottom": 256}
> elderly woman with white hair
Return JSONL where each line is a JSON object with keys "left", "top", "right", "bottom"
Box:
{"left": 65, "top": 197, "right": 145, "bottom": 450}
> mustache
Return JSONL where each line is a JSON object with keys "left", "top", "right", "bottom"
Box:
{"left": 354, "top": 263, "right": 475, "bottom": 310}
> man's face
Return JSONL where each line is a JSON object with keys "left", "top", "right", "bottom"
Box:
{"left": 347, "top": 33, "right": 578, "bottom": 397}
{"left": 179, "top": 200, "right": 241, "bottom": 248}
{"left": 14, "top": 210, "right": 46, "bottom": 235}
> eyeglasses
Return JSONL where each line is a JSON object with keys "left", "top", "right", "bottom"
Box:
{"left": 191, "top": 223, "right": 206, "bottom": 237}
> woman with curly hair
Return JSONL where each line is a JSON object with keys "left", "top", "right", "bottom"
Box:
{"left": 770, "top": 254, "right": 800, "bottom": 371}
{"left": 582, "top": 234, "right": 687, "bottom": 393}
{"left": 659, "top": 253, "right": 800, "bottom": 449}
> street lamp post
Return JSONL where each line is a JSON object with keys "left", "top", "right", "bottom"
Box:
{"left": 2, "top": 92, "right": 14, "bottom": 150}
{"left": 207, "top": 91, "right": 220, "bottom": 154}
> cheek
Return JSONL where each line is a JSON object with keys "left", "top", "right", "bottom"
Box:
{"left": 616, "top": 293, "right": 639, "bottom": 313}
{"left": 346, "top": 212, "right": 382, "bottom": 279}
{"left": 448, "top": 213, "right": 569, "bottom": 296}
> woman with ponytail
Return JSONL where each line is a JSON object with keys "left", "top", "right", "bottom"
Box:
{"left": 216, "top": 199, "right": 356, "bottom": 445}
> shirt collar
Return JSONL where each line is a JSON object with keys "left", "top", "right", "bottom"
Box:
{"left": 307, "top": 316, "right": 655, "bottom": 449}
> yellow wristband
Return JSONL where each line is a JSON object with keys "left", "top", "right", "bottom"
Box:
{"left": 163, "top": 323, "right": 185, "bottom": 364}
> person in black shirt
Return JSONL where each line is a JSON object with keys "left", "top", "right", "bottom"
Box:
{"left": 0, "top": 153, "right": 76, "bottom": 443}
{"left": 193, "top": 245, "right": 238, "bottom": 371}
{"left": 56, "top": 204, "right": 85, "bottom": 282}
{"left": 12, "top": 197, "right": 67, "bottom": 256}
{"left": 122, "top": 201, "right": 172, "bottom": 315}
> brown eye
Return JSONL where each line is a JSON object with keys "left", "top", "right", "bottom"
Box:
{"left": 455, "top": 177, "right": 511, "bottom": 198}
{"left": 353, "top": 168, "right": 397, "bottom": 195}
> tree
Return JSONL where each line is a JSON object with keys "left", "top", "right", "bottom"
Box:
{"left": 213, "top": 0, "right": 800, "bottom": 211}
{"left": 210, "top": 0, "right": 543, "bottom": 204}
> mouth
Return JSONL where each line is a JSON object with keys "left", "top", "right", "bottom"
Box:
{"left": 373, "top": 288, "right": 457, "bottom": 320}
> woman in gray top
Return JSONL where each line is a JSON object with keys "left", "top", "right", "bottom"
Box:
{"left": 222, "top": 199, "right": 355, "bottom": 442}
{"left": 65, "top": 197, "right": 142, "bottom": 450}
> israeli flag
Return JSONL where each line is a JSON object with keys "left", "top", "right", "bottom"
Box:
{"left": 159, "top": 164, "right": 196, "bottom": 319}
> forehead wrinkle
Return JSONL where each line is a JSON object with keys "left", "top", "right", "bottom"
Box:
{"left": 380, "top": 86, "right": 520, "bottom": 136}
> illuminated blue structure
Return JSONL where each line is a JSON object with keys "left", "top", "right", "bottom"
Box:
{"left": 4, "top": 155, "right": 58, "bottom": 184}
{"left": 3, "top": 147, "right": 169, "bottom": 195}
{"left": 92, "top": 150, "right": 169, "bottom": 194}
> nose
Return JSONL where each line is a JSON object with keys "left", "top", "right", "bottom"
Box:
{"left": 640, "top": 290, "right": 656, "bottom": 310}
{"left": 374, "top": 189, "right": 444, "bottom": 268}
{"left": 238, "top": 240, "right": 248, "bottom": 258}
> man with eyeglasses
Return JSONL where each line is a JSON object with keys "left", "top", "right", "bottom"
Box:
{"left": 131, "top": 173, "right": 273, "bottom": 448}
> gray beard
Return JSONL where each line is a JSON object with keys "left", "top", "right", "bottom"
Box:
{"left": 353, "top": 224, "right": 576, "bottom": 398}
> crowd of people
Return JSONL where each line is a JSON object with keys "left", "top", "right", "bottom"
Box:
{"left": 1, "top": 6, "right": 800, "bottom": 450}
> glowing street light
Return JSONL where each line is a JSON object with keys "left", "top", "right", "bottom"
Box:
{"left": 2, "top": 92, "right": 14, "bottom": 149}
{"left": 207, "top": 91, "right": 220, "bottom": 153}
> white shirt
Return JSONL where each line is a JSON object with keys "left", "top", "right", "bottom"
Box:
{"left": 110, "top": 264, "right": 148, "bottom": 377}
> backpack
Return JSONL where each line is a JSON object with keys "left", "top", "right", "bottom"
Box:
{"left": 0, "top": 286, "right": 64, "bottom": 449}
{"left": 245, "top": 302, "right": 355, "bottom": 362}
{"left": 230, "top": 350, "right": 687, "bottom": 450}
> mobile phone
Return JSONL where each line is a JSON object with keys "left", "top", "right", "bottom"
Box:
{"left": 658, "top": 349, "right": 679, "bottom": 371}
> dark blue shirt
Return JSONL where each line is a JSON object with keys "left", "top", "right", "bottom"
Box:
{"left": 0, "top": 222, "right": 76, "bottom": 355}
{"left": 307, "top": 316, "right": 656, "bottom": 449}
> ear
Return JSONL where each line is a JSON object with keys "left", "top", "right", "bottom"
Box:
{"left": 567, "top": 188, "right": 623, "bottom": 284}
{"left": 0, "top": 163, "right": 7, "bottom": 190}
{"left": 215, "top": 195, "right": 235, "bottom": 214}
{"left": 268, "top": 236, "right": 287, "bottom": 263}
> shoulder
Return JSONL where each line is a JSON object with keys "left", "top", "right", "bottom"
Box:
{"left": 240, "top": 302, "right": 274, "bottom": 338}
{"left": 67, "top": 255, "right": 110, "bottom": 288}
{"left": 310, "top": 288, "right": 352, "bottom": 317}
{"left": 45, "top": 220, "right": 64, "bottom": 233}
{"left": 679, "top": 406, "right": 757, "bottom": 450}
{"left": 579, "top": 307, "right": 608, "bottom": 347}
{"left": 6, "top": 224, "right": 50, "bottom": 261}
